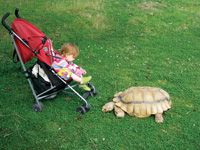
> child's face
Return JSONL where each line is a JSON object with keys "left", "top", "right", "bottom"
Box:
{"left": 64, "top": 53, "right": 75, "bottom": 62}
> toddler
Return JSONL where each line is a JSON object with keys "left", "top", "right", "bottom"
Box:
{"left": 52, "top": 43, "right": 91, "bottom": 91}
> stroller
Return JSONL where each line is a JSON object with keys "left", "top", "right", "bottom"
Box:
{"left": 2, "top": 8, "right": 98, "bottom": 114}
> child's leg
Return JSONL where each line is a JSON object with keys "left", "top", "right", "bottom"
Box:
{"left": 71, "top": 73, "right": 92, "bottom": 91}
{"left": 71, "top": 73, "right": 82, "bottom": 83}
{"left": 71, "top": 73, "right": 91, "bottom": 84}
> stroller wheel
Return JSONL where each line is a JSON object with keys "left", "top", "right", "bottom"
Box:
{"left": 76, "top": 106, "right": 86, "bottom": 114}
{"left": 93, "top": 89, "right": 98, "bottom": 95}
{"left": 84, "top": 103, "right": 91, "bottom": 111}
{"left": 32, "top": 102, "right": 43, "bottom": 112}
{"left": 87, "top": 83, "right": 98, "bottom": 97}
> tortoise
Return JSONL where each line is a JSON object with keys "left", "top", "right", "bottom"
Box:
{"left": 102, "top": 87, "right": 171, "bottom": 123}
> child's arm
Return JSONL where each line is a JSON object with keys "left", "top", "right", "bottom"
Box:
{"left": 69, "top": 62, "right": 86, "bottom": 76}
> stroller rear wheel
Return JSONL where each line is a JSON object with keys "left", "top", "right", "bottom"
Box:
{"left": 32, "top": 102, "right": 43, "bottom": 112}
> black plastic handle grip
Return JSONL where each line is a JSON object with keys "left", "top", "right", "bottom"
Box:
{"left": 15, "top": 8, "right": 21, "bottom": 18}
{"left": 2, "top": 13, "right": 12, "bottom": 32}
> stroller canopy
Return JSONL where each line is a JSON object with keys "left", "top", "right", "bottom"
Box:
{"left": 12, "top": 18, "right": 57, "bottom": 65}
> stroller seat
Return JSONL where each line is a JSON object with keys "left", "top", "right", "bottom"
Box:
{"left": 2, "top": 8, "right": 98, "bottom": 114}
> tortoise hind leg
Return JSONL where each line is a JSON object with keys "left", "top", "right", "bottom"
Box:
{"left": 155, "top": 113, "right": 164, "bottom": 123}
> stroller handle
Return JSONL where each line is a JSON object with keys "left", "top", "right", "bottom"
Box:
{"left": 15, "top": 8, "right": 21, "bottom": 18}
{"left": 2, "top": 13, "right": 12, "bottom": 33}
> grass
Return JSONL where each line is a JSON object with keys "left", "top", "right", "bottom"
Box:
{"left": 0, "top": 0, "right": 199, "bottom": 149}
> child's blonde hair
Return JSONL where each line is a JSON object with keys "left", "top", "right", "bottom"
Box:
{"left": 60, "top": 43, "right": 79, "bottom": 58}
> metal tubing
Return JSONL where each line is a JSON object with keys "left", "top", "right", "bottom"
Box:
{"left": 37, "top": 86, "right": 57, "bottom": 98}
{"left": 66, "top": 84, "right": 88, "bottom": 104}
{"left": 10, "top": 34, "right": 39, "bottom": 104}
{"left": 64, "top": 83, "right": 79, "bottom": 90}
{"left": 50, "top": 70, "right": 88, "bottom": 104}
{"left": 12, "top": 32, "right": 31, "bottom": 49}
{"left": 38, "top": 92, "right": 57, "bottom": 100}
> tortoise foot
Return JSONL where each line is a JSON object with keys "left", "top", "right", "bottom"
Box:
{"left": 155, "top": 114, "right": 164, "bottom": 123}
{"left": 114, "top": 106, "right": 125, "bottom": 118}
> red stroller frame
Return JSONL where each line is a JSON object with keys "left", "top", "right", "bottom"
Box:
{"left": 2, "top": 8, "right": 98, "bottom": 114}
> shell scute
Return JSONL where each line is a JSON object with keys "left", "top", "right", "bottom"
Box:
{"left": 134, "top": 103, "right": 141, "bottom": 116}
{"left": 156, "top": 103, "right": 164, "bottom": 114}
{"left": 115, "top": 102, "right": 127, "bottom": 113}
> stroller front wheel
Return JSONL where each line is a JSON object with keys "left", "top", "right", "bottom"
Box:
{"left": 76, "top": 103, "right": 91, "bottom": 114}
{"left": 84, "top": 103, "right": 91, "bottom": 111}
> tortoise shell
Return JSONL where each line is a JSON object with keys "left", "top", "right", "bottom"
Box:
{"left": 113, "top": 87, "right": 171, "bottom": 118}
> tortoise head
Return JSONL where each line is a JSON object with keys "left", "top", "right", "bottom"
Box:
{"left": 102, "top": 102, "right": 114, "bottom": 112}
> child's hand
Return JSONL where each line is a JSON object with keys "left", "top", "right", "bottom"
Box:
{"left": 76, "top": 69, "right": 83, "bottom": 77}
{"left": 81, "top": 69, "right": 86, "bottom": 75}
{"left": 75, "top": 69, "right": 86, "bottom": 77}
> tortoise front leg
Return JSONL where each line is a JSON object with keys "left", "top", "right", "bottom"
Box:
{"left": 155, "top": 113, "right": 164, "bottom": 123}
{"left": 114, "top": 105, "right": 125, "bottom": 118}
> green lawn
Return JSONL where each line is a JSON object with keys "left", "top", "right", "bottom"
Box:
{"left": 0, "top": 0, "right": 199, "bottom": 149}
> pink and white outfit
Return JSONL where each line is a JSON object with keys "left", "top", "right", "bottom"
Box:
{"left": 52, "top": 54, "right": 85, "bottom": 80}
